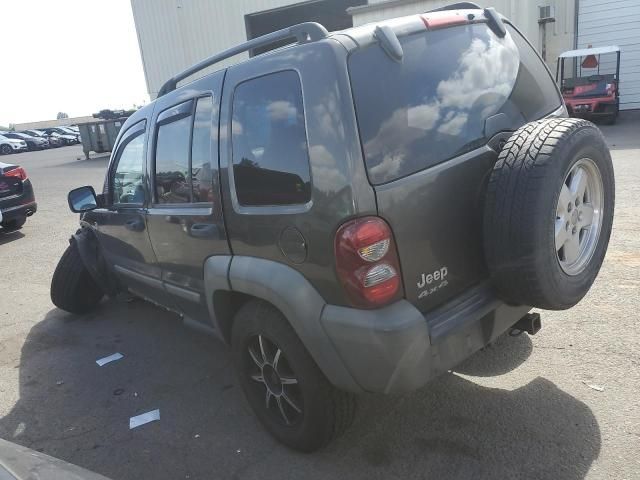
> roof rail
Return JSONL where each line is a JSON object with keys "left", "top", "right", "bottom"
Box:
{"left": 157, "top": 22, "right": 329, "bottom": 97}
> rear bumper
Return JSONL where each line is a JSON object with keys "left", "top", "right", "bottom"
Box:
{"left": 0, "top": 181, "right": 37, "bottom": 223}
{"left": 321, "top": 284, "right": 531, "bottom": 393}
{"left": 0, "top": 201, "right": 37, "bottom": 223}
{"left": 566, "top": 99, "right": 617, "bottom": 117}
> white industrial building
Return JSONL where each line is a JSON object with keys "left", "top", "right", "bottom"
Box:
{"left": 131, "top": 0, "right": 640, "bottom": 109}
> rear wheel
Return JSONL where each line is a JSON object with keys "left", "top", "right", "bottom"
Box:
{"left": 0, "top": 144, "right": 12, "bottom": 155}
{"left": 51, "top": 242, "right": 104, "bottom": 314}
{"left": 231, "top": 299, "right": 356, "bottom": 452}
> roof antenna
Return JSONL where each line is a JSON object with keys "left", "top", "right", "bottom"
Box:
{"left": 374, "top": 25, "right": 403, "bottom": 62}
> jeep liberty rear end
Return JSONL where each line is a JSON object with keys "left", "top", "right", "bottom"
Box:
{"left": 53, "top": 5, "right": 614, "bottom": 453}
{"left": 347, "top": 11, "right": 564, "bottom": 313}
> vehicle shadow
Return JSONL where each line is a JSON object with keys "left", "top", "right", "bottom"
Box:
{"left": 454, "top": 330, "right": 534, "bottom": 376}
{"left": 0, "top": 300, "right": 600, "bottom": 480}
{"left": 0, "top": 229, "right": 25, "bottom": 245}
{"left": 46, "top": 156, "right": 110, "bottom": 170}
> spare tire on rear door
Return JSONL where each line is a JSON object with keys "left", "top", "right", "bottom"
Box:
{"left": 484, "top": 118, "right": 615, "bottom": 310}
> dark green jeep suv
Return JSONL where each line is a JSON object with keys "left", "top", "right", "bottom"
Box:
{"left": 51, "top": 4, "right": 615, "bottom": 451}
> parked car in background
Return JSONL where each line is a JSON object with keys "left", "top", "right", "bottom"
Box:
{"left": 0, "top": 160, "right": 36, "bottom": 230}
{"left": 57, "top": 126, "right": 79, "bottom": 136}
{"left": 55, "top": 132, "right": 79, "bottom": 145}
{"left": 40, "top": 127, "right": 80, "bottom": 143}
{"left": 39, "top": 130, "right": 77, "bottom": 146}
{"left": 0, "top": 135, "right": 27, "bottom": 155}
{"left": 21, "top": 129, "right": 63, "bottom": 148}
{"left": 1, "top": 132, "right": 49, "bottom": 150}
{"left": 45, "top": 134, "right": 64, "bottom": 147}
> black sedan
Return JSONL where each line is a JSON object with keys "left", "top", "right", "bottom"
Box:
{"left": 0, "top": 160, "right": 37, "bottom": 230}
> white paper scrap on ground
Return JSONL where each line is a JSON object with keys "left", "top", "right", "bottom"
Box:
{"left": 96, "top": 353, "right": 124, "bottom": 366}
{"left": 129, "top": 409, "right": 160, "bottom": 429}
{"left": 582, "top": 381, "right": 605, "bottom": 392}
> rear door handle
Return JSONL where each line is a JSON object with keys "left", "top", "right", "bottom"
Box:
{"left": 190, "top": 223, "right": 216, "bottom": 238}
{"left": 125, "top": 218, "right": 145, "bottom": 232}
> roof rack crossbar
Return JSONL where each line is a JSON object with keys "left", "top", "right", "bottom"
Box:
{"left": 157, "top": 21, "right": 329, "bottom": 97}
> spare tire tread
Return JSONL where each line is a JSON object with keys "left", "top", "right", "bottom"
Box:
{"left": 484, "top": 118, "right": 614, "bottom": 309}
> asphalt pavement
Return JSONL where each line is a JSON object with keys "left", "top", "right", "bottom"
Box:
{"left": 0, "top": 117, "right": 638, "bottom": 480}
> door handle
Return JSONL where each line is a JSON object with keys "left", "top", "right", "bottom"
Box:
{"left": 190, "top": 223, "right": 216, "bottom": 238}
{"left": 125, "top": 218, "right": 145, "bottom": 232}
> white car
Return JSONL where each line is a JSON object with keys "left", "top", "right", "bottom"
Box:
{"left": 0, "top": 135, "right": 27, "bottom": 155}
{"left": 37, "top": 131, "right": 77, "bottom": 146}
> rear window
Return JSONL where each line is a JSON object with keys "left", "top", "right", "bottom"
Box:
{"left": 349, "top": 23, "right": 561, "bottom": 184}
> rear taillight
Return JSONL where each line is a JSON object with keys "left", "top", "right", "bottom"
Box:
{"left": 335, "top": 216, "right": 403, "bottom": 308}
{"left": 3, "top": 166, "right": 27, "bottom": 181}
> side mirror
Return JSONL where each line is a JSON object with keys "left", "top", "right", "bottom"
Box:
{"left": 68, "top": 186, "right": 98, "bottom": 213}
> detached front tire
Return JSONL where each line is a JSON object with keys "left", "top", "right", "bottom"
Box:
{"left": 51, "top": 242, "right": 104, "bottom": 314}
{"left": 231, "top": 299, "right": 356, "bottom": 452}
{"left": 484, "top": 118, "right": 615, "bottom": 310}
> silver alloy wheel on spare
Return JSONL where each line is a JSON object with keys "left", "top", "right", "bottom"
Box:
{"left": 247, "top": 334, "right": 303, "bottom": 426}
{"left": 555, "top": 158, "right": 604, "bottom": 276}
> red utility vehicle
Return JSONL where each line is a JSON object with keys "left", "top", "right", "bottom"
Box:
{"left": 556, "top": 45, "right": 621, "bottom": 124}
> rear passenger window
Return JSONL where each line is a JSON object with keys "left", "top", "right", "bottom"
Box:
{"left": 154, "top": 96, "right": 214, "bottom": 204}
{"left": 231, "top": 71, "right": 311, "bottom": 207}
{"left": 155, "top": 114, "right": 191, "bottom": 204}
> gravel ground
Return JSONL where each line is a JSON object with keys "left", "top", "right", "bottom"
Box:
{"left": 0, "top": 115, "right": 638, "bottom": 480}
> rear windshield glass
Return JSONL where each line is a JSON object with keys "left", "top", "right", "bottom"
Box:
{"left": 349, "top": 23, "right": 561, "bottom": 184}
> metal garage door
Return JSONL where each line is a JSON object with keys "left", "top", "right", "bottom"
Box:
{"left": 578, "top": 0, "right": 640, "bottom": 110}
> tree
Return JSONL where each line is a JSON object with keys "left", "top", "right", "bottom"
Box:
{"left": 56, "top": 112, "right": 69, "bottom": 120}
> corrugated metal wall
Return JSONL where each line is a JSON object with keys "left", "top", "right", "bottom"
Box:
{"left": 131, "top": 0, "right": 296, "bottom": 98}
{"left": 577, "top": 0, "right": 640, "bottom": 110}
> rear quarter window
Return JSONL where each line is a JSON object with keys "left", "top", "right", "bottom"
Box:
{"left": 231, "top": 70, "right": 312, "bottom": 207}
{"left": 349, "top": 22, "right": 561, "bottom": 184}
